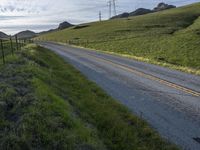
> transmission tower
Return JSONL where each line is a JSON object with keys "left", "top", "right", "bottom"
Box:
{"left": 99, "top": 11, "right": 102, "bottom": 21}
{"left": 112, "top": 0, "right": 117, "bottom": 16}
{"left": 108, "top": 0, "right": 112, "bottom": 18}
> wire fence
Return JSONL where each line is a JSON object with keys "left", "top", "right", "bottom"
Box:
{"left": 0, "top": 36, "right": 33, "bottom": 65}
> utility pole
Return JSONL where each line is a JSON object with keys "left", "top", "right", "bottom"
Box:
{"left": 108, "top": 0, "right": 112, "bottom": 19}
{"left": 99, "top": 11, "right": 102, "bottom": 21}
{"left": 112, "top": 0, "right": 117, "bottom": 16}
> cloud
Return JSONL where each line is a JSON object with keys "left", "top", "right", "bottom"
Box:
{"left": 0, "top": 0, "right": 200, "bottom": 35}
{"left": 0, "top": 15, "right": 25, "bottom": 20}
{"left": 0, "top": 0, "right": 48, "bottom": 14}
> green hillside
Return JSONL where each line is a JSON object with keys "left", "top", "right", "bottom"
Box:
{"left": 37, "top": 2, "right": 200, "bottom": 73}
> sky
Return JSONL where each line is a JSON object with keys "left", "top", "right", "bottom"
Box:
{"left": 0, "top": 0, "right": 200, "bottom": 35}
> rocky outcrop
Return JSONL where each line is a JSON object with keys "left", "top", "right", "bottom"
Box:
{"left": 58, "top": 21, "right": 74, "bottom": 30}
{"left": 153, "top": 3, "right": 176, "bottom": 11}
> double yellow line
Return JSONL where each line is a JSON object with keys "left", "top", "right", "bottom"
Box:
{"left": 86, "top": 53, "right": 200, "bottom": 97}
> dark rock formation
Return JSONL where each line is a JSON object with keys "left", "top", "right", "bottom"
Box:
{"left": 153, "top": 3, "right": 176, "bottom": 11}
{"left": 58, "top": 21, "right": 74, "bottom": 30}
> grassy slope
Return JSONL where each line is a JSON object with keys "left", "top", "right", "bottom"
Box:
{"left": 0, "top": 44, "right": 178, "bottom": 150}
{"left": 37, "top": 2, "right": 200, "bottom": 73}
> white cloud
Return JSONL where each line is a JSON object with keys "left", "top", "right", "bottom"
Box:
{"left": 0, "top": 0, "right": 199, "bottom": 34}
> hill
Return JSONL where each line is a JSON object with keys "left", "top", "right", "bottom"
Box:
{"left": 15, "top": 30, "right": 37, "bottom": 39}
{"left": 38, "top": 21, "right": 74, "bottom": 36}
{"left": 39, "top": 29, "right": 57, "bottom": 35}
{"left": 130, "top": 8, "right": 152, "bottom": 16}
{"left": 0, "top": 31, "right": 9, "bottom": 39}
{"left": 111, "top": 2, "right": 176, "bottom": 19}
{"left": 112, "top": 8, "right": 152, "bottom": 19}
{"left": 36, "top": 2, "right": 200, "bottom": 73}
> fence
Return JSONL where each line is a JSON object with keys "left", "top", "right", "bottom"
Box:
{"left": 0, "top": 35, "right": 33, "bottom": 65}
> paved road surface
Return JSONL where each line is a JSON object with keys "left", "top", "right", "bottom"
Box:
{"left": 38, "top": 42, "right": 200, "bottom": 150}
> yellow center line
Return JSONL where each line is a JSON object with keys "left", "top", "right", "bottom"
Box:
{"left": 85, "top": 53, "right": 200, "bottom": 97}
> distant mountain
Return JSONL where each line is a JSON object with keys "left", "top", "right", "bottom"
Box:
{"left": 58, "top": 21, "right": 74, "bottom": 30}
{"left": 130, "top": 8, "right": 152, "bottom": 16}
{"left": 111, "top": 12, "right": 130, "bottom": 19}
{"left": 15, "top": 30, "right": 37, "bottom": 39}
{"left": 39, "top": 29, "right": 57, "bottom": 35}
{"left": 111, "top": 2, "right": 176, "bottom": 19}
{"left": 111, "top": 8, "right": 152, "bottom": 19}
{"left": 0, "top": 31, "right": 9, "bottom": 39}
{"left": 154, "top": 3, "right": 176, "bottom": 11}
{"left": 39, "top": 21, "right": 74, "bottom": 35}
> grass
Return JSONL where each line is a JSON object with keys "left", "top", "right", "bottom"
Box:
{"left": 0, "top": 44, "right": 179, "bottom": 150}
{"left": 36, "top": 2, "right": 200, "bottom": 74}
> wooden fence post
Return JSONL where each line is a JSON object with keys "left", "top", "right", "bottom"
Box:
{"left": 18, "top": 39, "right": 21, "bottom": 50}
{"left": 15, "top": 35, "right": 19, "bottom": 51}
{"left": 0, "top": 39, "right": 5, "bottom": 64}
{"left": 10, "top": 36, "right": 14, "bottom": 55}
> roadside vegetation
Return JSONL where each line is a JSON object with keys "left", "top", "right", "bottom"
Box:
{"left": 0, "top": 44, "right": 178, "bottom": 150}
{"left": 36, "top": 2, "right": 200, "bottom": 75}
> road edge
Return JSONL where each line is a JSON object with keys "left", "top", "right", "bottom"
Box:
{"left": 45, "top": 41, "right": 200, "bottom": 76}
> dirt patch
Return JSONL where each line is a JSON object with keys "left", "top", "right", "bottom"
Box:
{"left": 144, "top": 24, "right": 166, "bottom": 28}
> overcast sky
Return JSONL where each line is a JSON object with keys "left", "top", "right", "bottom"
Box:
{"left": 0, "top": 0, "right": 199, "bottom": 34}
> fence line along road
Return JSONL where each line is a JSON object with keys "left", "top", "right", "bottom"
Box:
{"left": 0, "top": 35, "right": 33, "bottom": 65}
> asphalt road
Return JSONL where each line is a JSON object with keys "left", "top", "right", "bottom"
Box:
{"left": 38, "top": 42, "right": 200, "bottom": 150}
